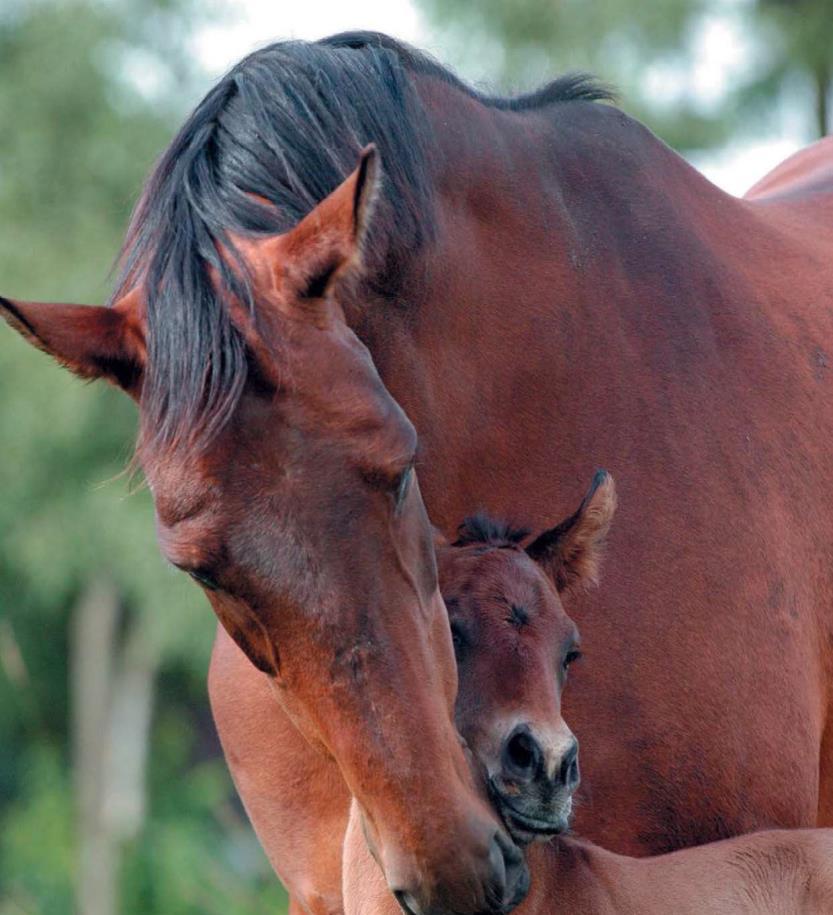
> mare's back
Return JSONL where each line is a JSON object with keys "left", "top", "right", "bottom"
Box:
{"left": 744, "top": 136, "right": 833, "bottom": 216}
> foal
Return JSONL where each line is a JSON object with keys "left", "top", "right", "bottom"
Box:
{"left": 344, "top": 472, "right": 833, "bottom": 915}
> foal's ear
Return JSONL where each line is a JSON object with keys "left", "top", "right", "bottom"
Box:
{"left": 0, "top": 294, "right": 144, "bottom": 393}
{"left": 526, "top": 471, "right": 617, "bottom": 593}
{"left": 276, "top": 144, "right": 381, "bottom": 300}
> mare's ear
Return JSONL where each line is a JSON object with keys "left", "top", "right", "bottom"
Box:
{"left": 0, "top": 294, "right": 144, "bottom": 393}
{"left": 526, "top": 471, "right": 617, "bottom": 593}
{"left": 272, "top": 144, "right": 381, "bottom": 301}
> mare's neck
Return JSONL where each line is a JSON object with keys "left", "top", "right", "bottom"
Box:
{"left": 356, "top": 81, "right": 803, "bottom": 531}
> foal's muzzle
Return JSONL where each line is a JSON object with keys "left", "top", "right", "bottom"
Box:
{"left": 490, "top": 724, "right": 580, "bottom": 844}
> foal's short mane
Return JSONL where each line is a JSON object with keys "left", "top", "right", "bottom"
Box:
{"left": 114, "top": 31, "right": 612, "bottom": 453}
{"left": 454, "top": 513, "right": 530, "bottom": 549}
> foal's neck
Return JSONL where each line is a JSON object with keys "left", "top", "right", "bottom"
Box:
{"left": 521, "top": 838, "right": 633, "bottom": 914}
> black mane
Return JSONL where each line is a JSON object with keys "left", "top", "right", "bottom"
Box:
{"left": 454, "top": 513, "right": 530, "bottom": 549}
{"left": 327, "top": 32, "right": 614, "bottom": 109}
{"left": 114, "top": 32, "right": 612, "bottom": 451}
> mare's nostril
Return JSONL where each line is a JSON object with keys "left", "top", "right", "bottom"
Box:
{"left": 392, "top": 889, "right": 421, "bottom": 915}
{"left": 559, "top": 738, "right": 580, "bottom": 789}
{"left": 502, "top": 725, "right": 542, "bottom": 782}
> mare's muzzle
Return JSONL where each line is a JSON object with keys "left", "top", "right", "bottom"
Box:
{"left": 386, "top": 821, "right": 528, "bottom": 915}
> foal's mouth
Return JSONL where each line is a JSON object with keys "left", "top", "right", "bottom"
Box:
{"left": 488, "top": 781, "right": 572, "bottom": 845}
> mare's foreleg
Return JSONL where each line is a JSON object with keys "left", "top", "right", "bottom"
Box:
{"left": 208, "top": 624, "right": 351, "bottom": 915}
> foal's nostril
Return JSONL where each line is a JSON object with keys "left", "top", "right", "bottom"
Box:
{"left": 502, "top": 725, "right": 542, "bottom": 782}
{"left": 559, "top": 738, "right": 580, "bottom": 789}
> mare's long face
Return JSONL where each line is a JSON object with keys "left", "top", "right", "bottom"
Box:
{"left": 0, "top": 152, "right": 527, "bottom": 915}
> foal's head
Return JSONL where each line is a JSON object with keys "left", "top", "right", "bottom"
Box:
{"left": 439, "top": 472, "right": 616, "bottom": 844}
{"left": 0, "top": 150, "right": 526, "bottom": 915}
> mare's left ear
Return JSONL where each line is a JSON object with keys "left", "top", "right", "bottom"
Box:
{"left": 0, "top": 294, "right": 144, "bottom": 393}
{"left": 275, "top": 144, "right": 381, "bottom": 301}
{"left": 526, "top": 471, "right": 617, "bottom": 593}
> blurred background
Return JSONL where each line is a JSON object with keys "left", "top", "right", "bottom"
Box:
{"left": 0, "top": 0, "right": 830, "bottom": 912}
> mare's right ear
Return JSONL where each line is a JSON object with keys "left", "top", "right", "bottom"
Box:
{"left": 0, "top": 294, "right": 144, "bottom": 394}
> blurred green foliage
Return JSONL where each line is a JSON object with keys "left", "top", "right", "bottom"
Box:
{"left": 0, "top": 1, "right": 286, "bottom": 912}
{"left": 418, "top": 0, "right": 832, "bottom": 148}
{"left": 744, "top": 0, "right": 832, "bottom": 136}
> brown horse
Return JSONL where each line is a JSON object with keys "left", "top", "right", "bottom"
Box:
{"left": 344, "top": 478, "right": 833, "bottom": 915}
{"left": 5, "top": 29, "right": 833, "bottom": 908}
{"left": 196, "top": 34, "right": 833, "bottom": 895}
{"left": 0, "top": 154, "right": 528, "bottom": 913}
{"left": 215, "top": 471, "right": 615, "bottom": 915}
{"left": 346, "top": 471, "right": 616, "bottom": 915}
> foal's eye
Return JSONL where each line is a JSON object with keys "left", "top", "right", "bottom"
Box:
{"left": 562, "top": 649, "right": 582, "bottom": 672}
{"left": 188, "top": 569, "right": 220, "bottom": 592}
{"left": 449, "top": 621, "right": 469, "bottom": 662}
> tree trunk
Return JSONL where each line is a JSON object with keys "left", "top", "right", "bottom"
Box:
{"left": 72, "top": 579, "right": 120, "bottom": 915}
{"left": 71, "top": 580, "right": 159, "bottom": 915}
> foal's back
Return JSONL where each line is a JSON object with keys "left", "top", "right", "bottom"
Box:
{"left": 637, "top": 828, "right": 833, "bottom": 914}
{"left": 530, "top": 828, "right": 833, "bottom": 914}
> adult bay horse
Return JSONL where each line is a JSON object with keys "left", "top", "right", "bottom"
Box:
{"left": 3, "top": 30, "right": 833, "bottom": 910}
{"left": 195, "top": 34, "right": 833, "bottom": 903}
{"left": 0, "top": 146, "right": 528, "bottom": 915}
{"left": 344, "top": 481, "right": 833, "bottom": 915}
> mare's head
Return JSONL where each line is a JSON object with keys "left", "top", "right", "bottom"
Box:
{"left": 0, "top": 147, "right": 526, "bottom": 914}
{"left": 439, "top": 472, "right": 616, "bottom": 844}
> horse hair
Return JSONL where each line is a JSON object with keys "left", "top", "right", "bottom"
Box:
{"left": 112, "top": 31, "right": 613, "bottom": 453}
{"left": 454, "top": 513, "right": 530, "bottom": 548}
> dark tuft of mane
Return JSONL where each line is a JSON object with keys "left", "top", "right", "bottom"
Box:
{"left": 113, "top": 31, "right": 612, "bottom": 453}
{"left": 454, "top": 513, "right": 530, "bottom": 549}
{"left": 328, "top": 32, "right": 615, "bottom": 109}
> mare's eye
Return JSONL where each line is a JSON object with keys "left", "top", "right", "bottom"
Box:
{"left": 188, "top": 569, "right": 220, "bottom": 592}
{"left": 393, "top": 465, "right": 414, "bottom": 512}
{"left": 562, "top": 649, "right": 582, "bottom": 672}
